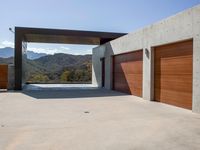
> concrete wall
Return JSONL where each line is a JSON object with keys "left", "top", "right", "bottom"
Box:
{"left": 92, "top": 5, "right": 200, "bottom": 113}
{"left": 192, "top": 6, "right": 200, "bottom": 113}
{"left": 92, "top": 45, "right": 106, "bottom": 87}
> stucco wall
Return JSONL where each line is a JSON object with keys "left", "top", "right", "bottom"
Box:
{"left": 92, "top": 5, "right": 200, "bottom": 113}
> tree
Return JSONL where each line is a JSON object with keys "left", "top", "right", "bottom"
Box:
{"left": 60, "top": 70, "right": 70, "bottom": 81}
{"left": 29, "top": 74, "right": 49, "bottom": 83}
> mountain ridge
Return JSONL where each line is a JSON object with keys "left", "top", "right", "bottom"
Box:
{"left": 0, "top": 51, "right": 92, "bottom": 84}
{"left": 0, "top": 47, "right": 47, "bottom": 59}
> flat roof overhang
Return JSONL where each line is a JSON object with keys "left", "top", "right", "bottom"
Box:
{"left": 14, "top": 27, "right": 127, "bottom": 90}
{"left": 15, "top": 27, "right": 127, "bottom": 45}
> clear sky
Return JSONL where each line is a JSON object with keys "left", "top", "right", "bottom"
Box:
{"left": 0, "top": 0, "right": 200, "bottom": 55}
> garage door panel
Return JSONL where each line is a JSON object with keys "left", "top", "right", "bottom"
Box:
{"left": 155, "top": 56, "right": 192, "bottom": 75}
{"left": 114, "top": 76, "right": 128, "bottom": 85}
{"left": 0, "top": 82, "right": 8, "bottom": 89}
{"left": 114, "top": 82, "right": 131, "bottom": 94}
{"left": 155, "top": 89, "right": 192, "bottom": 100}
{"left": 154, "top": 40, "right": 193, "bottom": 110}
{"left": 0, "top": 65, "right": 8, "bottom": 82}
{"left": 114, "top": 84, "right": 142, "bottom": 91}
{"left": 154, "top": 75, "right": 192, "bottom": 92}
{"left": 114, "top": 51, "right": 143, "bottom": 64}
{"left": 130, "top": 88, "right": 142, "bottom": 97}
{"left": 114, "top": 61, "right": 143, "bottom": 74}
{"left": 125, "top": 74, "right": 142, "bottom": 86}
{"left": 114, "top": 82, "right": 142, "bottom": 96}
{"left": 113, "top": 50, "right": 143, "bottom": 97}
{"left": 114, "top": 74, "right": 142, "bottom": 87}
{"left": 154, "top": 89, "right": 192, "bottom": 109}
{"left": 155, "top": 40, "right": 193, "bottom": 58}
{"left": 156, "top": 47, "right": 192, "bottom": 58}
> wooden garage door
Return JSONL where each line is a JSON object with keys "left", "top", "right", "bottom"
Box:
{"left": 0, "top": 65, "right": 8, "bottom": 89}
{"left": 154, "top": 40, "right": 193, "bottom": 109}
{"left": 113, "top": 50, "right": 143, "bottom": 97}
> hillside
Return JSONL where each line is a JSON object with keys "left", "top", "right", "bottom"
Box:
{"left": 34, "top": 53, "right": 92, "bottom": 72}
{"left": 0, "top": 57, "right": 14, "bottom": 64}
{"left": 0, "top": 53, "right": 92, "bottom": 83}
{"left": 0, "top": 47, "right": 14, "bottom": 58}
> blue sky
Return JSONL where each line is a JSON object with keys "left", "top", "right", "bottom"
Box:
{"left": 0, "top": 0, "right": 200, "bottom": 55}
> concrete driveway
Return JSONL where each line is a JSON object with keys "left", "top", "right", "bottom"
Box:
{"left": 0, "top": 89, "right": 200, "bottom": 150}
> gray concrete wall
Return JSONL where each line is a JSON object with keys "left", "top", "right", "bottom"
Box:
{"left": 92, "top": 45, "right": 106, "bottom": 87}
{"left": 92, "top": 5, "right": 200, "bottom": 113}
{"left": 192, "top": 6, "right": 200, "bottom": 113}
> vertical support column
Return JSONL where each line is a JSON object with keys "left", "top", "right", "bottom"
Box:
{"left": 193, "top": 37, "right": 200, "bottom": 113}
{"left": 142, "top": 47, "right": 152, "bottom": 101}
{"left": 192, "top": 6, "right": 200, "bottom": 113}
{"left": 104, "top": 43, "right": 114, "bottom": 90}
{"left": 150, "top": 48, "right": 155, "bottom": 101}
{"left": 92, "top": 49, "right": 101, "bottom": 87}
{"left": 14, "top": 28, "right": 22, "bottom": 90}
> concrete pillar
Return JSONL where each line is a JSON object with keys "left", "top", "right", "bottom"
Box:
{"left": 192, "top": 6, "right": 200, "bottom": 113}
{"left": 104, "top": 43, "right": 114, "bottom": 90}
{"left": 150, "top": 48, "right": 155, "bottom": 101}
{"left": 193, "top": 37, "right": 200, "bottom": 113}
{"left": 142, "top": 47, "right": 152, "bottom": 101}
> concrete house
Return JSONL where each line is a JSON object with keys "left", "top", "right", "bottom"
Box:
{"left": 92, "top": 5, "right": 200, "bottom": 113}
{"left": 10, "top": 5, "right": 200, "bottom": 114}
{"left": 2, "top": 3, "right": 200, "bottom": 150}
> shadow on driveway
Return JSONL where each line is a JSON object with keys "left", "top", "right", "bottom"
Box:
{"left": 22, "top": 88, "right": 127, "bottom": 99}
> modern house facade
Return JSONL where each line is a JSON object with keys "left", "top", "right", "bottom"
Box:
{"left": 12, "top": 5, "right": 200, "bottom": 113}
{"left": 92, "top": 5, "right": 200, "bottom": 113}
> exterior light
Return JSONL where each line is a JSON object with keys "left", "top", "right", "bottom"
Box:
{"left": 9, "top": 28, "right": 15, "bottom": 34}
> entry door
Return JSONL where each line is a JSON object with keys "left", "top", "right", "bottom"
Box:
{"left": 113, "top": 50, "right": 143, "bottom": 97}
{"left": 154, "top": 40, "right": 193, "bottom": 109}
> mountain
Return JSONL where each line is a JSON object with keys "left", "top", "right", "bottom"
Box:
{"left": 34, "top": 53, "right": 92, "bottom": 72}
{"left": 0, "top": 53, "right": 92, "bottom": 84}
{"left": 0, "top": 47, "right": 47, "bottom": 59}
{"left": 0, "top": 57, "right": 14, "bottom": 64}
{"left": 0, "top": 52, "right": 92, "bottom": 72}
{"left": 27, "top": 51, "right": 47, "bottom": 60}
{"left": 0, "top": 47, "right": 14, "bottom": 58}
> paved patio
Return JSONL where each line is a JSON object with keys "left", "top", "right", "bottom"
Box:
{"left": 0, "top": 89, "right": 200, "bottom": 150}
{"left": 23, "top": 84, "right": 98, "bottom": 90}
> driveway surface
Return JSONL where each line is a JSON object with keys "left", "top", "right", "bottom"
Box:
{"left": 0, "top": 89, "right": 200, "bottom": 150}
